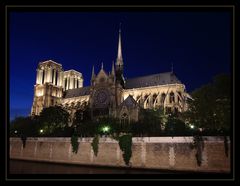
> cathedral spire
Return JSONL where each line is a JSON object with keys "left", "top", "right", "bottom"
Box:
{"left": 91, "top": 65, "right": 95, "bottom": 79}
{"left": 101, "top": 62, "right": 104, "bottom": 69}
{"left": 115, "top": 23, "right": 125, "bottom": 88}
{"left": 111, "top": 61, "right": 115, "bottom": 76}
{"left": 116, "top": 23, "right": 123, "bottom": 66}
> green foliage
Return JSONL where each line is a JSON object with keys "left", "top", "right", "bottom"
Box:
{"left": 224, "top": 136, "right": 229, "bottom": 157}
{"left": 165, "top": 114, "right": 186, "bottom": 136}
{"left": 183, "top": 74, "right": 231, "bottom": 134}
{"left": 190, "top": 134, "right": 204, "bottom": 166}
{"left": 91, "top": 135, "right": 99, "bottom": 157}
{"left": 10, "top": 116, "right": 40, "bottom": 137}
{"left": 134, "top": 109, "right": 163, "bottom": 136}
{"left": 39, "top": 106, "right": 70, "bottom": 135}
{"left": 73, "top": 108, "right": 91, "bottom": 127}
{"left": 118, "top": 134, "right": 132, "bottom": 166}
{"left": 71, "top": 131, "right": 79, "bottom": 154}
{"left": 76, "top": 119, "right": 98, "bottom": 137}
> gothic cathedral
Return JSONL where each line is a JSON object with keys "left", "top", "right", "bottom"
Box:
{"left": 31, "top": 28, "right": 191, "bottom": 124}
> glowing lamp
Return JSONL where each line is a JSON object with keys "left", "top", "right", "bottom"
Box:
{"left": 101, "top": 126, "right": 110, "bottom": 133}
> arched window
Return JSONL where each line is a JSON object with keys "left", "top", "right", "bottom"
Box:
{"left": 177, "top": 92, "right": 182, "bottom": 103}
{"left": 161, "top": 93, "right": 166, "bottom": 105}
{"left": 170, "top": 92, "right": 175, "bottom": 103}
{"left": 121, "top": 113, "right": 128, "bottom": 125}
{"left": 144, "top": 95, "right": 148, "bottom": 101}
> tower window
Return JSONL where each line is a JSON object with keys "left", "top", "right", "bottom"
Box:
{"left": 52, "top": 69, "right": 54, "bottom": 83}
{"left": 65, "top": 78, "right": 67, "bottom": 90}
{"left": 42, "top": 70, "right": 45, "bottom": 84}
{"left": 55, "top": 71, "right": 58, "bottom": 85}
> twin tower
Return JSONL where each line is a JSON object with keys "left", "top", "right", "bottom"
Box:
{"left": 31, "top": 61, "right": 83, "bottom": 115}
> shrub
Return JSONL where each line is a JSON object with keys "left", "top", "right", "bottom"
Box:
{"left": 71, "top": 132, "right": 79, "bottom": 154}
{"left": 118, "top": 134, "right": 132, "bottom": 166}
{"left": 91, "top": 135, "right": 99, "bottom": 157}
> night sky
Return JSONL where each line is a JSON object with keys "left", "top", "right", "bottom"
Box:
{"left": 9, "top": 11, "right": 231, "bottom": 120}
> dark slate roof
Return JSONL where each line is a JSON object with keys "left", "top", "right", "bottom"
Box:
{"left": 120, "top": 95, "right": 139, "bottom": 108}
{"left": 64, "top": 86, "right": 90, "bottom": 98}
{"left": 125, "top": 72, "right": 182, "bottom": 89}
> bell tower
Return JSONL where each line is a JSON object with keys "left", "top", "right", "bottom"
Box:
{"left": 31, "top": 60, "right": 64, "bottom": 115}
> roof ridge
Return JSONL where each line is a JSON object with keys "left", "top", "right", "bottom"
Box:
{"left": 126, "top": 71, "right": 174, "bottom": 80}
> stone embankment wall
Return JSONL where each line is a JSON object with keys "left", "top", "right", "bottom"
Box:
{"left": 10, "top": 137, "right": 230, "bottom": 172}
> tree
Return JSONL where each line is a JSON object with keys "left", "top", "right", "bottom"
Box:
{"left": 10, "top": 116, "right": 39, "bottom": 137}
{"left": 165, "top": 113, "right": 186, "bottom": 136}
{"left": 183, "top": 74, "right": 231, "bottom": 135}
{"left": 39, "top": 106, "right": 70, "bottom": 135}
{"left": 137, "top": 108, "right": 163, "bottom": 136}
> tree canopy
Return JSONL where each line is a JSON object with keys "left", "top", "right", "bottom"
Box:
{"left": 39, "top": 106, "right": 70, "bottom": 134}
{"left": 183, "top": 74, "right": 231, "bottom": 134}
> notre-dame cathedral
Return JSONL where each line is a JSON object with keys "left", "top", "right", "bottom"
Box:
{"left": 31, "top": 29, "right": 191, "bottom": 123}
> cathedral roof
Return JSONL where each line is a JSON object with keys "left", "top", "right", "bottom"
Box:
{"left": 64, "top": 86, "right": 90, "bottom": 98}
{"left": 125, "top": 72, "right": 182, "bottom": 89}
{"left": 120, "top": 95, "right": 139, "bottom": 108}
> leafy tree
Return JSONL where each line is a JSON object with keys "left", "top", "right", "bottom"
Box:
{"left": 10, "top": 116, "right": 39, "bottom": 137}
{"left": 39, "top": 106, "right": 70, "bottom": 135}
{"left": 73, "top": 108, "right": 91, "bottom": 126}
{"left": 71, "top": 129, "right": 79, "bottom": 154}
{"left": 164, "top": 113, "right": 186, "bottom": 136}
{"left": 118, "top": 134, "right": 132, "bottom": 166}
{"left": 137, "top": 108, "right": 163, "bottom": 136}
{"left": 183, "top": 74, "right": 231, "bottom": 135}
{"left": 91, "top": 135, "right": 99, "bottom": 156}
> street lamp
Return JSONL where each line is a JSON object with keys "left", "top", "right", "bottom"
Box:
{"left": 40, "top": 129, "right": 43, "bottom": 134}
{"left": 14, "top": 130, "right": 18, "bottom": 134}
{"left": 190, "top": 124, "right": 195, "bottom": 129}
{"left": 102, "top": 126, "right": 110, "bottom": 133}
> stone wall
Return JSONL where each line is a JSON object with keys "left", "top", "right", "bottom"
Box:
{"left": 9, "top": 137, "right": 230, "bottom": 172}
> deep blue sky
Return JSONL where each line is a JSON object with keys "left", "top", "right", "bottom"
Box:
{"left": 10, "top": 12, "right": 231, "bottom": 119}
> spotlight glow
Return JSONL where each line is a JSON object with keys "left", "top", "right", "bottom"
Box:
{"left": 102, "top": 126, "right": 110, "bottom": 133}
{"left": 190, "top": 125, "right": 195, "bottom": 129}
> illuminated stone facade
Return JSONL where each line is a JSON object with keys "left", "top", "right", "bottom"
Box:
{"left": 31, "top": 29, "right": 191, "bottom": 123}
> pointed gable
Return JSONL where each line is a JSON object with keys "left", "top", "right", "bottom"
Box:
{"left": 95, "top": 68, "right": 108, "bottom": 84}
{"left": 120, "top": 95, "right": 139, "bottom": 108}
